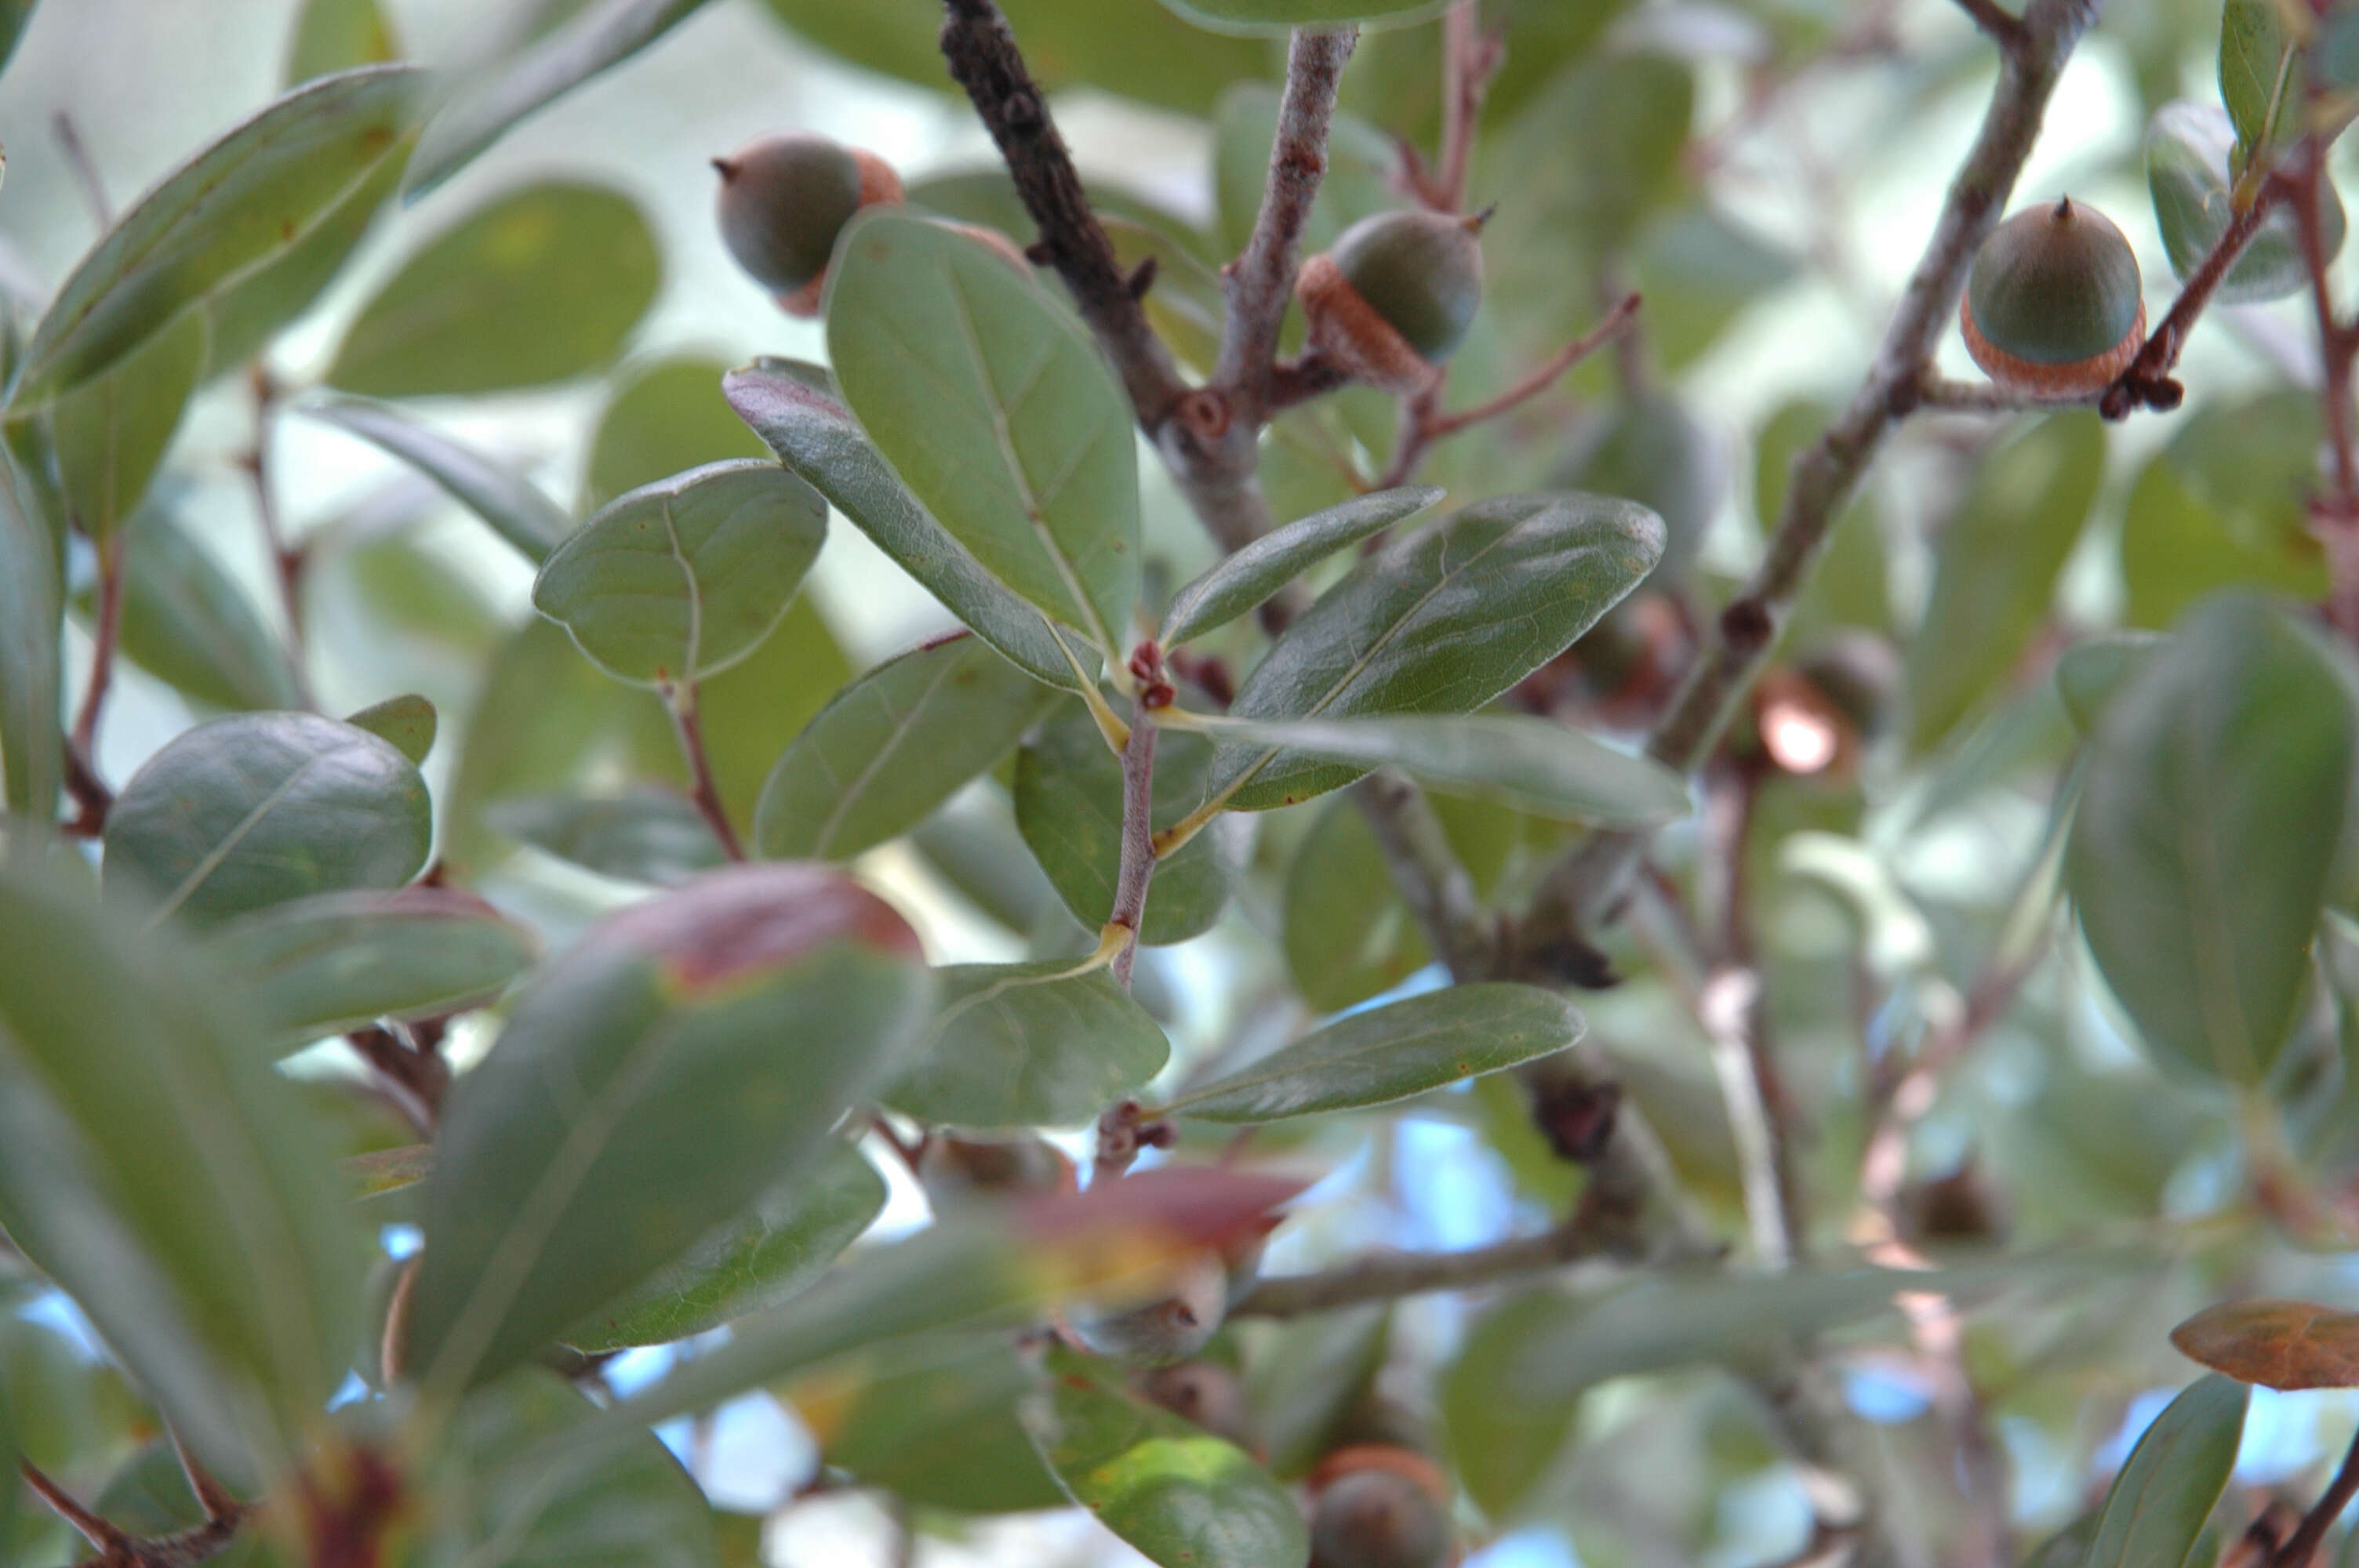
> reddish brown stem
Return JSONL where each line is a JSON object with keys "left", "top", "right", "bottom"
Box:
{"left": 2267, "top": 1424, "right": 2359, "bottom": 1568}
{"left": 1379, "top": 293, "right": 1641, "bottom": 487}
{"left": 662, "top": 681, "right": 747, "bottom": 863}
{"left": 1109, "top": 692, "right": 1160, "bottom": 988}
{"left": 2099, "top": 176, "right": 2284, "bottom": 420}
{"left": 70, "top": 532, "right": 125, "bottom": 764}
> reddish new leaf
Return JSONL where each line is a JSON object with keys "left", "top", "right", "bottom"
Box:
{"left": 2171, "top": 1299, "right": 2359, "bottom": 1390}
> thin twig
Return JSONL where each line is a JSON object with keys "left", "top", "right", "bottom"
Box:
{"left": 69, "top": 534, "right": 125, "bottom": 762}
{"left": 1427, "top": 293, "right": 1642, "bottom": 440}
{"left": 1232, "top": 1214, "right": 1623, "bottom": 1317}
{"left": 51, "top": 113, "right": 112, "bottom": 229}
{"left": 242, "top": 368, "right": 314, "bottom": 701}
{"left": 1521, "top": 0, "right": 2103, "bottom": 951}
{"left": 1912, "top": 372, "right": 2103, "bottom": 413}
{"left": 660, "top": 681, "right": 746, "bottom": 863}
{"left": 2266, "top": 1424, "right": 2359, "bottom": 1568}
{"left": 937, "top": 0, "right": 1189, "bottom": 430}
{"left": 1351, "top": 770, "right": 1492, "bottom": 978}
{"left": 1379, "top": 294, "right": 1642, "bottom": 488}
{"left": 1429, "top": 2, "right": 1499, "bottom": 213}
{"left": 2099, "top": 175, "right": 2284, "bottom": 420}
{"left": 1215, "top": 25, "right": 1358, "bottom": 422}
{"left": 1951, "top": 0, "right": 2028, "bottom": 50}
{"left": 1109, "top": 693, "right": 1160, "bottom": 988}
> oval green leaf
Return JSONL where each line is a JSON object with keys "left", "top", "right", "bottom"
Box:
{"left": 533, "top": 459, "right": 827, "bottom": 687}
{"left": 104, "top": 502, "right": 304, "bottom": 713}
{"left": 203, "top": 886, "right": 536, "bottom": 1044}
{"left": 1284, "top": 794, "right": 1435, "bottom": 1013}
{"left": 406, "top": 863, "right": 932, "bottom": 1391}
{"left": 405, "top": 0, "right": 713, "bottom": 197}
{"left": 1017, "top": 702, "right": 1227, "bottom": 945}
{"left": 2055, "top": 632, "right": 2161, "bottom": 738}
{"left": 9, "top": 64, "right": 427, "bottom": 407}
{"left": 722, "top": 359, "right": 1086, "bottom": 692}
{"left": 2122, "top": 393, "right": 2328, "bottom": 631}
{"left": 563, "top": 1141, "right": 885, "bottom": 1352}
{"left": 0, "top": 465, "right": 64, "bottom": 819}
{"left": 2219, "top": 0, "right": 2301, "bottom": 160}
{"left": 488, "top": 787, "right": 727, "bottom": 886}
{"left": 2148, "top": 100, "right": 2342, "bottom": 306}
{"left": 2083, "top": 1374, "right": 2248, "bottom": 1568}
{"left": 413, "top": 1371, "right": 719, "bottom": 1568}
{"left": 0, "top": 859, "right": 368, "bottom": 1469}
{"left": 827, "top": 211, "right": 1140, "bottom": 656}
{"left": 887, "top": 960, "right": 1171, "bottom": 1131}
{"left": 104, "top": 710, "right": 433, "bottom": 929}
{"left": 45, "top": 309, "right": 208, "bottom": 543}
{"left": 585, "top": 355, "right": 769, "bottom": 513}
{"left": 1206, "top": 492, "right": 1666, "bottom": 813}
{"left": 1199, "top": 712, "right": 1692, "bottom": 826}
{"left": 1905, "top": 414, "right": 2104, "bottom": 754}
{"left": 285, "top": 0, "right": 400, "bottom": 84}
{"left": 1161, "top": 982, "right": 1580, "bottom": 1122}
{"left": 2068, "top": 593, "right": 2355, "bottom": 1085}
{"left": 307, "top": 395, "right": 575, "bottom": 564}
{"left": 346, "top": 692, "right": 435, "bottom": 764}
{"left": 806, "top": 1331, "right": 1067, "bottom": 1513}
{"left": 326, "top": 182, "right": 660, "bottom": 397}
{"left": 1025, "top": 1342, "right": 1308, "bottom": 1568}
{"left": 205, "top": 154, "right": 403, "bottom": 373}
{"left": 1159, "top": 486, "right": 1442, "bottom": 648}
{"left": 757, "top": 635, "right": 1062, "bottom": 862}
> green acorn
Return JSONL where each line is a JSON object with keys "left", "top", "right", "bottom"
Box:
{"left": 1307, "top": 1452, "right": 1456, "bottom": 1568}
{"left": 1299, "top": 209, "right": 1485, "bottom": 394}
{"left": 712, "top": 132, "right": 903, "bottom": 316}
{"left": 1960, "top": 198, "right": 2145, "bottom": 397}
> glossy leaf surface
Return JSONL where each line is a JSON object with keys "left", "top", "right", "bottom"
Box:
{"left": 2082, "top": 1374, "right": 2247, "bottom": 1568}
{"left": 1199, "top": 712, "right": 1692, "bottom": 826}
{"left": 2068, "top": 594, "right": 2354, "bottom": 1084}
{"left": 328, "top": 183, "right": 660, "bottom": 397}
{"left": 887, "top": 960, "right": 1170, "bottom": 1130}
{"left": 10, "top": 65, "right": 426, "bottom": 405}
{"left": 104, "top": 711, "right": 433, "bottom": 928}
{"left": 204, "top": 886, "right": 536, "bottom": 1043}
{"left": 1161, "top": 487, "right": 1442, "bottom": 647}
{"left": 1025, "top": 1343, "right": 1308, "bottom": 1568}
{"left": 1209, "top": 493, "right": 1665, "bottom": 811}
{"left": 757, "top": 635, "right": 1060, "bottom": 862}
{"left": 533, "top": 459, "right": 826, "bottom": 687}
{"left": 563, "top": 1142, "right": 885, "bottom": 1352}
{"left": 1161, "top": 983, "right": 1580, "bottom": 1122}
{"left": 723, "top": 360, "right": 1085, "bottom": 691}
{"left": 828, "top": 212, "right": 1140, "bottom": 655}
{"left": 406, "top": 863, "right": 931, "bottom": 1389}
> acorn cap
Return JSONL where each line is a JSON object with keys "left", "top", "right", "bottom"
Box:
{"left": 713, "top": 134, "right": 903, "bottom": 310}
{"left": 1961, "top": 198, "right": 2144, "bottom": 394}
{"left": 1331, "top": 209, "right": 1485, "bottom": 361}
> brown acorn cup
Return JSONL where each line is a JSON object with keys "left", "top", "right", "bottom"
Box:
{"left": 1307, "top": 1443, "right": 1452, "bottom": 1504}
{"left": 1296, "top": 252, "right": 1442, "bottom": 397}
{"left": 772, "top": 149, "right": 904, "bottom": 319}
{"left": 1960, "top": 292, "right": 2145, "bottom": 397}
